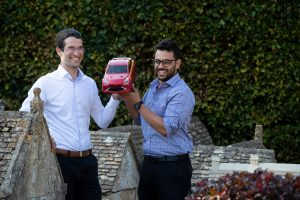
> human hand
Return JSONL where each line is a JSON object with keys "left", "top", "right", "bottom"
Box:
{"left": 50, "top": 137, "right": 56, "bottom": 153}
{"left": 112, "top": 93, "right": 122, "bottom": 101}
{"left": 121, "top": 84, "right": 141, "bottom": 103}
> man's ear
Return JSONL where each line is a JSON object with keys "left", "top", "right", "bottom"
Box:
{"left": 176, "top": 59, "right": 181, "bottom": 70}
{"left": 56, "top": 47, "right": 62, "bottom": 56}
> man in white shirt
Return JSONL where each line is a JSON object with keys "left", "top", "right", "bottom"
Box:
{"left": 20, "top": 28, "right": 120, "bottom": 200}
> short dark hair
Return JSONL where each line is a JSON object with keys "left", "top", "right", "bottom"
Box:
{"left": 155, "top": 39, "right": 182, "bottom": 60}
{"left": 55, "top": 28, "right": 82, "bottom": 50}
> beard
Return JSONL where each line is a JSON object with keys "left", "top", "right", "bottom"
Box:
{"left": 156, "top": 68, "right": 177, "bottom": 82}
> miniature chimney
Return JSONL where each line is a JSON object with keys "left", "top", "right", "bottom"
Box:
{"left": 254, "top": 125, "right": 263, "bottom": 141}
{"left": 0, "top": 99, "right": 6, "bottom": 111}
{"left": 30, "top": 88, "right": 43, "bottom": 114}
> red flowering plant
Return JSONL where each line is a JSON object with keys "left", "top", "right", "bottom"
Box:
{"left": 185, "top": 168, "right": 300, "bottom": 200}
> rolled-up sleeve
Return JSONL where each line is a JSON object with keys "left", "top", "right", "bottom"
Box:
{"left": 163, "top": 87, "right": 195, "bottom": 137}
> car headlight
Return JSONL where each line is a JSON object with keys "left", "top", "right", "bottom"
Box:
{"left": 103, "top": 78, "right": 109, "bottom": 85}
{"left": 123, "top": 77, "right": 129, "bottom": 85}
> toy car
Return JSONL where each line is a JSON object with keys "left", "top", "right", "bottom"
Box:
{"left": 102, "top": 57, "right": 136, "bottom": 94}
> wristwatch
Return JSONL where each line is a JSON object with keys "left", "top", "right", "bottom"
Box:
{"left": 134, "top": 100, "right": 143, "bottom": 111}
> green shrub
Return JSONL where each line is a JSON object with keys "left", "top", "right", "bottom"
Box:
{"left": 1, "top": 0, "right": 299, "bottom": 162}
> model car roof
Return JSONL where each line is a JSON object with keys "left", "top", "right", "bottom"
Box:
{"left": 112, "top": 57, "right": 131, "bottom": 60}
{"left": 109, "top": 58, "right": 131, "bottom": 65}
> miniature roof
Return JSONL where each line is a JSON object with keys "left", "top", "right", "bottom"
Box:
{"left": 90, "top": 131, "right": 139, "bottom": 194}
{"left": 0, "top": 112, "right": 139, "bottom": 196}
{"left": 101, "top": 125, "right": 143, "bottom": 170}
{"left": 0, "top": 111, "right": 28, "bottom": 186}
{"left": 0, "top": 88, "right": 65, "bottom": 199}
{"left": 102, "top": 115, "right": 214, "bottom": 170}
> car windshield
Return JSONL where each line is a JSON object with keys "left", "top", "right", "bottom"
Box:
{"left": 107, "top": 65, "right": 128, "bottom": 74}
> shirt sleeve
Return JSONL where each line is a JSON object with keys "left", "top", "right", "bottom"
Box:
{"left": 163, "top": 87, "right": 195, "bottom": 137}
{"left": 90, "top": 81, "right": 120, "bottom": 128}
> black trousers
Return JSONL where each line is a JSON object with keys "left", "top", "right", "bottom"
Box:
{"left": 56, "top": 154, "right": 101, "bottom": 200}
{"left": 138, "top": 156, "right": 193, "bottom": 200}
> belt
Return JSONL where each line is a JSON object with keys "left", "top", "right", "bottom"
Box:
{"left": 55, "top": 148, "right": 92, "bottom": 158}
{"left": 144, "top": 154, "right": 189, "bottom": 162}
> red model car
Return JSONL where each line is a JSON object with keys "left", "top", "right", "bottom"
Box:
{"left": 102, "top": 57, "right": 136, "bottom": 94}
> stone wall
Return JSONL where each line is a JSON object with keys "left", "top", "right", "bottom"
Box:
{"left": 190, "top": 145, "right": 276, "bottom": 182}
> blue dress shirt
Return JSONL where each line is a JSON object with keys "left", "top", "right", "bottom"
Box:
{"left": 137, "top": 73, "right": 195, "bottom": 156}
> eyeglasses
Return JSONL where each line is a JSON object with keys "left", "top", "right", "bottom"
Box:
{"left": 63, "top": 46, "right": 85, "bottom": 53}
{"left": 152, "top": 59, "right": 176, "bottom": 67}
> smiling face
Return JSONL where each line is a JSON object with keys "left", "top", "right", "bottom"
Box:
{"left": 154, "top": 50, "right": 181, "bottom": 83}
{"left": 56, "top": 36, "right": 84, "bottom": 69}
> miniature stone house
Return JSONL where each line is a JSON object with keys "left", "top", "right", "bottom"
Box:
{"left": 0, "top": 88, "right": 65, "bottom": 200}
{"left": 103, "top": 117, "right": 277, "bottom": 184}
{"left": 0, "top": 93, "right": 141, "bottom": 200}
{"left": 102, "top": 115, "right": 215, "bottom": 173}
{"left": 0, "top": 91, "right": 281, "bottom": 199}
{"left": 90, "top": 131, "right": 139, "bottom": 200}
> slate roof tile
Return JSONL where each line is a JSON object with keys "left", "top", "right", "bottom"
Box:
{"left": 0, "top": 111, "right": 28, "bottom": 186}
{"left": 90, "top": 131, "right": 131, "bottom": 194}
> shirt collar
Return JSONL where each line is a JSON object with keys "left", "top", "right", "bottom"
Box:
{"left": 57, "top": 65, "right": 85, "bottom": 80}
{"left": 150, "top": 73, "right": 180, "bottom": 88}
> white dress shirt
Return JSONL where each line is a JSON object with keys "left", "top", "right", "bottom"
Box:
{"left": 20, "top": 65, "right": 120, "bottom": 151}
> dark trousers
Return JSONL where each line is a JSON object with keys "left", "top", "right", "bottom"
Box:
{"left": 138, "top": 156, "right": 193, "bottom": 200}
{"left": 56, "top": 154, "right": 101, "bottom": 200}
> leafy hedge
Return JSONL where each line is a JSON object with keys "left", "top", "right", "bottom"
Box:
{"left": 1, "top": 0, "right": 300, "bottom": 163}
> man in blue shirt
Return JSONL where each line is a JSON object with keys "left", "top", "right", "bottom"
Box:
{"left": 123, "top": 39, "right": 195, "bottom": 200}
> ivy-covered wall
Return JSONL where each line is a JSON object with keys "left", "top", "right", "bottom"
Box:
{"left": 1, "top": 0, "right": 299, "bottom": 163}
